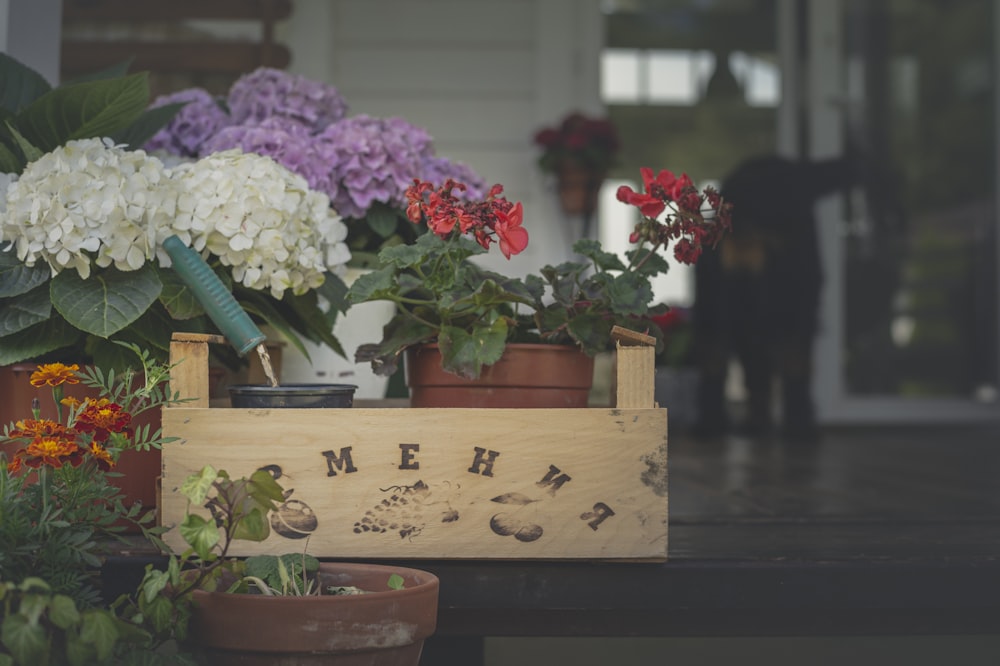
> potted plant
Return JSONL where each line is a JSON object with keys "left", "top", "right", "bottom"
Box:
{"left": 0, "top": 57, "right": 353, "bottom": 378}
{"left": 348, "top": 167, "right": 733, "bottom": 407}
{"left": 144, "top": 67, "right": 489, "bottom": 397}
{"left": 533, "top": 111, "right": 620, "bottom": 219}
{"left": 0, "top": 347, "right": 188, "bottom": 665}
{"left": 126, "top": 465, "right": 439, "bottom": 665}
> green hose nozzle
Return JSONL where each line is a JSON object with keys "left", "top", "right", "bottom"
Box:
{"left": 162, "top": 235, "right": 266, "bottom": 356}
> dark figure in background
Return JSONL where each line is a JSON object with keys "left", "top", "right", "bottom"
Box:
{"left": 693, "top": 155, "right": 855, "bottom": 441}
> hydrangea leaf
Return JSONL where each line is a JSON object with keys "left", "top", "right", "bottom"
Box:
{"left": 157, "top": 267, "right": 205, "bottom": 320}
{"left": 365, "top": 201, "right": 404, "bottom": 239}
{"left": 0, "top": 317, "right": 83, "bottom": 364}
{"left": 0, "top": 285, "right": 52, "bottom": 336}
{"left": 14, "top": 72, "right": 149, "bottom": 153}
{"left": 51, "top": 264, "right": 162, "bottom": 338}
{"left": 0, "top": 248, "right": 49, "bottom": 297}
{"left": 0, "top": 53, "right": 52, "bottom": 114}
{"left": 111, "top": 101, "right": 185, "bottom": 150}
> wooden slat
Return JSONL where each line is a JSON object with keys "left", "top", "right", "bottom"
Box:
{"left": 60, "top": 41, "right": 291, "bottom": 77}
{"left": 161, "top": 406, "right": 668, "bottom": 560}
{"left": 62, "top": 0, "right": 292, "bottom": 21}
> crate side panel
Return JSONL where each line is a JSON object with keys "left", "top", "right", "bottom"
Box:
{"left": 161, "top": 408, "right": 668, "bottom": 560}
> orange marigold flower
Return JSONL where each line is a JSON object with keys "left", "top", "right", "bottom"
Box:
{"left": 8, "top": 419, "right": 70, "bottom": 440}
{"left": 29, "top": 363, "right": 81, "bottom": 388}
{"left": 61, "top": 396, "right": 82, "bottom": 409}
{"left": 88, "top": 442, "right": 116, "bottom": 472}
{"left": 22, "top": 435, "right": 84, "bottom": 469}
{"left": 6, "top": 455, "right": 23, "bottom": 474}
{"left": 74, "top": 399, "right": 131, "bottom": 444}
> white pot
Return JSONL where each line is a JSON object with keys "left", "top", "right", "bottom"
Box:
{"left": 280, "top": 268, "right": 395, "bottom": 399}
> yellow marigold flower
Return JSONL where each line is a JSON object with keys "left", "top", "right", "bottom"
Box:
{"left": 61, "top": 396, "right": 82, "bottom": 409}
{"left": 8, "top": 419, "right": 68, "bottom": 439}
{"left": 23, "top": 435, "right": 84, "bottom": 469}
{"left": 30, "top": 363, "right": 81, "bottom": 388}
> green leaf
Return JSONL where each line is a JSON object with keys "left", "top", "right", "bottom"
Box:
{"left": 387, "top": 573, "right": 405, "bottom": 590}
{"left": 248, "top": 469, "right": 287, "bottom": 504}
{"left": 574, "top": 238, "right": 628, "bottom": 272}
{"left": 0, "top": 285, "right": 51, "bottom": 335}
{"left": 0, "top": 316, "right": 83, "bottom": 364}
{"left": 365, "top": 202, "right": 404, "bottom": 238}
{"left": 565, "top": 312, "right": 611, "bottom": 356}
{"left": 15, "top": 72, "right": 149, "bottom": 154}
{"left": 78, "top": 610, "right": 120, "bottom": 661}
{"left": 231, "top": 506, "right": 270, "bottom": 542}
{"left": 0, "top": 249, "right": 50, "bottom": 297}
{"left": 1, "top": 614, "right": 48, "bottom": 665}
{"left": 0, "top": 53, "right": 52, "bottom": 114}
{"left": 180, "top": 465, "right": 218, "bottom": 505}
{"left": 179, "top": 514, "right": 220, "bottom": 560}
{"left": 606, "top": 272, "right": 653, "bottom": 316}
{"left": 347, "top": 265, "right": 396, "bottom": 304}
{"left": 158, "top": 267, "right": 206, "bottom": 320}
{"left": 438, "top": 318, "right": 508, "bottom": 379}
{"left": 112, "top": 101, "right": 185, "bottom": 150}
{"left": 51, "top": 264, "right": 162, "bottom": 338}
{"left": 0, "top": 142, "right": 23, "bottom": 173}
{"left": 47, "top": 594, "right": 81, "bottom": 630}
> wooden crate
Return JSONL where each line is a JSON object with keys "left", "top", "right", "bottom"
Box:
{"left": 160, "top": 331, "right": 668, "bottom": 561}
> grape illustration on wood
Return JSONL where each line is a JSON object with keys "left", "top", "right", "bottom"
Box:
{"left": 353, "top": 480, "right": 459, "bottom": 540}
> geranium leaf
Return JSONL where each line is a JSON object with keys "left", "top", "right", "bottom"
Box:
{"left": 0, "top": 317, "right": 83, "bottom": 364}
{"left": 0, "top": 285, "right": 51, "bottom": 335}
{"left": 14, "top": 72, "right": 149, "bottom": 153}
{"left": 0, "top": 249, "right": 49, "bottom": 297}
{"left": 346, "top": 266, "right": 395, "bottom": 303}
{"left": 0, "top": 53, "right": 52, "bottom": 114}
{"left": 438, "top": 318, "right": 507, "bottom": 379}
{"left": 51, "top": 264, "right": 162, "bottom": 338}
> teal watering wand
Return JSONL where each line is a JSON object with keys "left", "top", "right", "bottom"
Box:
{"left": 162, "top": 235, "right": 266, "bottom": 356}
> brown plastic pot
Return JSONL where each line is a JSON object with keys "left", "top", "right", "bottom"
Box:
{"left": 188, "top": 562, "right": 439, "bottom": 665}
{"left": 405, "top": 343, "right": 594, "bottom": 408}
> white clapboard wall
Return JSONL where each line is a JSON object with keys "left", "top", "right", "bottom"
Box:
{"left": 280, "top": 0, "right": 605, "bottom": 278}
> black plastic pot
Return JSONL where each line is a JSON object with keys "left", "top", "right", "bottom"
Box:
{"left": 228, "top": 384, "right": 358, "bottom": 409}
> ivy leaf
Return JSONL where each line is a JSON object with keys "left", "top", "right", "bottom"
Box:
{"left": 78, "top": 610, "right": 120, "bottom": 661}
{"left": 180, "top": 465, "right": 218, "bottom": 505}
{"left": 179, "top": 514, "right": 220, "bottom": 560}
{"left": 231, "top": 506, "right": 270, "bottom": 543}
{"left": 0, "top": 614, "right": 48, "bottom": 666}
{"left": 51, "top": 264, "right": 162, "bottom": 338}
{"left": 387, "top": 574, "right": 405, "bottom": 591}
{"left": 47, "top": 595, "right": 80, "bottom": 630}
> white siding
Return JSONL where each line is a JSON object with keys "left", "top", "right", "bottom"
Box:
{"left": 279, "top": 0, "right": 604, "bottom": 276}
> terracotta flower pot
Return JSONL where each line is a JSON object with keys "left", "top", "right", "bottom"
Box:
{"left": 556, "top": 163, "right": 606, "bottom": 216}
{"left": 188, "top": 562, "right": 439, "bottom": 666}
{"left": 405, "top": 343, "right": 594, "bottom": 408}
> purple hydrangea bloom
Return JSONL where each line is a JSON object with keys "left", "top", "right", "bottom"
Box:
{"left": 201, "top": 118, "right": 332, "bottom": 194}
{"left": 316, "top": 115, "right": 434, "bottom": 218}
{"left": 144, "top": 88, "right": 230, "bottom": 158}
{"left": 418, "top": 155, "right": 488, "bottom": 201}
{"left": 227, "top": 67, "right": 348, "bottom": 133}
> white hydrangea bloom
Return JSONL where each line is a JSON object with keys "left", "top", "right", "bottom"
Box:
{"left": 165, "top": 150, "right": 350, "bottom": 298}
{"left": 0, "top": 138, "right": 176, "bottom": 277}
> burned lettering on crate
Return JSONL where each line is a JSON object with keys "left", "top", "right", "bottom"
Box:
{"left": 321, "top": 446, "right": 358, "bottom": 476}
{"left": 398, "top": 443, "right": 419, "bottom": 470}
{"left": 353, "top": 480, "right": 459, "bottom": 540}
{"left": 468, "top": 446, "right": 500, "bottom": 476}
{"left": 580, "top": 502, "right": 615, "bottom": 530}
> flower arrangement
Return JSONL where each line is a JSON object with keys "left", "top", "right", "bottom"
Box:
{"left": 145, "top": 67, "right": 486, "bottom": 267}
{"left": 350, "top": 166, "right": 732, "bottom": 379}
{"left": 0, "top": 135, "right": 350, "bottom": 370}
{"left": 348, "top": 179, "right": 530, "bottom": 379}
{"left": 0, "top": 345, "right": 177, "bottom": 611}
{"left": 533, "top": 111, "right": 620, "bottom": 174}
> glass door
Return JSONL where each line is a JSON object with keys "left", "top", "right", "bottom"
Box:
{"left": 813, "top": 0, "right": 1000, "bottom": 421}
